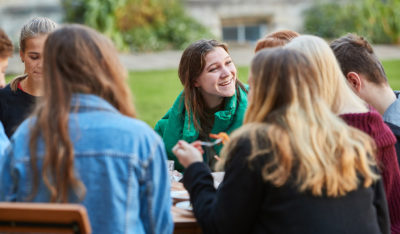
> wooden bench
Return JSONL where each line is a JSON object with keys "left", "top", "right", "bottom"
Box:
{"left": 0, "top": 202, "right": 91, "bottom": 234}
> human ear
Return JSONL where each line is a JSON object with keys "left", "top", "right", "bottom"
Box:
{"left": 194, "top": 79, "right": 200, "bottom": 88}
{"left": 346, "top": 72, "right": 362, "bottom": 93}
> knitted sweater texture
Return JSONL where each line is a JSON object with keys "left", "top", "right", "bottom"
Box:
{"left": 341, "top": 110, "right": 400, "bottom": 234}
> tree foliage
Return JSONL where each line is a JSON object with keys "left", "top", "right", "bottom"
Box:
{"left": 303, "top": 0, "right": 400, "bottom": 44}
{"left": 62, "top": 0, "right": 212, "bottom": 51}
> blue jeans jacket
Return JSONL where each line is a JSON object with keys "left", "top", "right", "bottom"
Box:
{"left": 0, "top": 94, "right": 173, "bottom": 234}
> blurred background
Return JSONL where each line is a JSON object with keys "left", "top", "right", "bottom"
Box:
{"left": 1, "top": 0, "right": 400, "bottom": 126}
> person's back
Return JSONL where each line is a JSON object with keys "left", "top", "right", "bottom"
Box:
{"left": 207, "top": 130, "right": 385, "bottom": 234}
{"left": 0, "top": 25, "right": 173, "bottom": 234}
{"left": 2, "top": 94, "right": 172, "bottom": 233}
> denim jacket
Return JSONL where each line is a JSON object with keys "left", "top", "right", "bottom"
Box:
{"left": 0, "top": 94, "right": 173, "bottom": 234}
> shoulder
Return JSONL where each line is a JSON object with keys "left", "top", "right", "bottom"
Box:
{"left": 154, "top": 92, "right": 185, "bottom": 134}
{"left": 0, "top": 85, "right": 14, "bottom": 98}
{"left": 223, "top": 123, "right": 271, "bottom": 166}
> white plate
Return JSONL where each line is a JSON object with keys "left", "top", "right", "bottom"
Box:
{"left": 175, "top": 201, "right": 192, "bottom": 210}
{"left": 171, "top": 190, "right": 190, "bottom": 200}
{"left": 211, "top": 172, "right": 225, "bottom": 188}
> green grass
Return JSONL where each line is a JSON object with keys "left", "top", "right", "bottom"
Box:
{"left": 130, "top": 60, "right": 400, "bottom": 127}
{"left": 382, "top": 60, "right": 400, "bottom": 89}
{"left": 129, "top": 66, "right": 250, "bottom": 127}
{"left": 6, "top": 59, "right": 400, "bottom": 128}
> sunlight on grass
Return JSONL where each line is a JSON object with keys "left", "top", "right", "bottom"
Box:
{"left": 5, "top": 59, "right": 400, "bottom": 128}
{"left": 129, "top": 60, "right": 400, "bottom": 127}
{"left": 128, "top": 66, "right": 249, "bottom": 127}
{"left": 383, "top": 60, "right": 400, "bottom": 89}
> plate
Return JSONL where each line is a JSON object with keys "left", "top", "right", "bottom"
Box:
{"left": 211, "top": 172, "right": 225, "bottom": 188}
{"left": 171, "top": 190, "right": 190, "bottom": 200}
{"left": 175, "top": 201, "right": 192, "bottom": 211}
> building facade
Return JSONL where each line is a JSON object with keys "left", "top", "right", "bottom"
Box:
{"left": 184, "top": 0, "right": 313, "bottom": 45}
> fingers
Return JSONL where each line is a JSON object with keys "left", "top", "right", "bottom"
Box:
{"left": 191, "top": 140, "right": 204, "bottom": 154}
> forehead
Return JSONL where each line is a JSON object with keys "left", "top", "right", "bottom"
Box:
{"left": 24, "top": 34, "right": 47, "bottom": 52}
{"left": 204, "top": 47, "right": 230, "bottom": 65}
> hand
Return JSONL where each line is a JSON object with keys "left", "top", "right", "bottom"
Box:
{"left": 191, "top": 140, "right": 204, "bottom": 154}
{"left": 172, "top": 140, "right": 203, "bottom": 168}
{"left": 0, "top": 73, "right": 5, "bottom": 88}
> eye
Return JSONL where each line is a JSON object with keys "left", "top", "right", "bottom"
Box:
{"left": 208, "top": 66, "right": 218, "bottom": 72}
{"left": 225, "top": 60, "right": 232, "bottom": 65}
{"left": 29, "top": 55, "right": 39, "bottom": 60}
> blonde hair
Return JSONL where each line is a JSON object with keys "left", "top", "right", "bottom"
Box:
{"left": 10, "top": 17, "right": 57, "bottom": 92}
{"left": 217, "top": 48, "right": 378, "bottom": 197}
{"left": 285, "top": 35, "right": 366, "bottom": 114}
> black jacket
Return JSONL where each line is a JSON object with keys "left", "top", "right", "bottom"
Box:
{"left": 183, "top": 136, "right": 390, "bottom": 234}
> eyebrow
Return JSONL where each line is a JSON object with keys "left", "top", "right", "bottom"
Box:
{"left": 206, "top": 56, "right": 231, "bottom": 70}
{"left": 27, "top": 52, "right": 40, "bottom": 55}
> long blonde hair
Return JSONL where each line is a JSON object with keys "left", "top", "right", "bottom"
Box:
{"left": 218, "top": 48, "right": 378, "bottom": 197}
{"left": 285, "top": 35, "right": 367, "bottom": 114}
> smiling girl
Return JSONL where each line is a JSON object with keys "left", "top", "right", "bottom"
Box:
{"left": 155, "top": 39, "right": 248, "bottom": 171}
{"left": 0, "top": 17, "right": 57, "bottom": 138}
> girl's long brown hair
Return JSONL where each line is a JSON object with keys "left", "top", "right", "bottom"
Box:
{"left": 178, "top": 39, "right": 247, "bottom": 132}
{"left": 218, "top": 48, "right": 378, "bottom": 197}
{"left": 28, "top": 24, "right": 136, "bottom": 202}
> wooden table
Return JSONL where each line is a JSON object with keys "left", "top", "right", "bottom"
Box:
{"left": 171, "top": 182, "right": 202, "bottom": 234}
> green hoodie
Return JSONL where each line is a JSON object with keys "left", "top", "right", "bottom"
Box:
{"left": 155, "top": 86, "right": 248, "bottom": 171}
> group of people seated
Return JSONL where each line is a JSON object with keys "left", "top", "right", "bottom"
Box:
{"left": 0, "top": 16, "right": 399, "bottom": 234}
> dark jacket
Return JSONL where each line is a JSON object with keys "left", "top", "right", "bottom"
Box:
{"left": 0, "top": 84, "right": 37, "bottom": 138}
{"left": 183, "top": 135, "right": 390, "bottom": 234}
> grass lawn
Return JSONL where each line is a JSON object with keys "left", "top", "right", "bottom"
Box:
{"left": 130, "top": 60, "right": 400, "bottom": 128}
{"left": 129, "top": 66, "right": 250, "bottom": 127}
{"left": 6, "top": 59, "right": 400, "bottom": 128}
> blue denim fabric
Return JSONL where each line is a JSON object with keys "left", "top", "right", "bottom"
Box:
{"left": 0, "top": 122, "right": 9, "bottom": 153}
{"left": 0, "top": 94, "right": 173, "bottom": 234}
{"left": 383, "top": 93, "right": 400, "bottom": 127}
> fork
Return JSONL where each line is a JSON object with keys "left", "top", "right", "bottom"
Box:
{"left": 199, "top": 138, "right": 222, "bottom": 147}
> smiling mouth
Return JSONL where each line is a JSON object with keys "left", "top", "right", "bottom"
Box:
{"left": 219, "top": 77, "right": 234, "bottom": 86}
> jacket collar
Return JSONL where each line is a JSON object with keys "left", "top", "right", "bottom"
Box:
{"left": 177, "top": 87, "right": 247, "bottom": 142}
{"left": 383, "top": 93, "right": 400, "bottom": 126}
{"left": 70, "top": 94, "right": 118, "bottom": 114}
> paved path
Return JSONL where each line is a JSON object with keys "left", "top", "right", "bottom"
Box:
{"left": 6, "top": 45, "right": 400, "bottom": 74}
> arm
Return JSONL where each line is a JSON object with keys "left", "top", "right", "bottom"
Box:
{"left": 146, "top": 136, "right": 173, "bottom": 234}
{"left": 0, "top": 143, "right": 17, "bottom": 201}
{"left": 182, "top": 138, "right": 265, "bottom": 234}
{"left": 373, "top": 177, "right": 391, "bottom": 234}
{"left": 0, "top": 122, "right": 9, "bottom": 153}
{"left": 154, "top": 109, "right": 171, "bottom": 137}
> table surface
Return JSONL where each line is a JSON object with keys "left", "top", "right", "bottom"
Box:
{"left": 171, "top": 182, "right": 202, "bottom": 233}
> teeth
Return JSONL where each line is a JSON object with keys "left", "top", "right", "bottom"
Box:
{"left": 220, "top": 78, "right": 233, "bottom": 86}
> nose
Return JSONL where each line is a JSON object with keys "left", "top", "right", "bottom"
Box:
{"left": 221, "top": 66, "right": 230, "bottom": 78}
{"left": 37, "top": 57, "right": 44, "bottom": 69}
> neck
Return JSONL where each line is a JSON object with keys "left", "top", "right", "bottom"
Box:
{"left": 21, "top": 77, "right": 43, "bottom": 96}
{"left": 365, "top": 84, "right": 396, "bottom": 115}
{"left": 202, "top": 94, "right": 224, "bottom": 109}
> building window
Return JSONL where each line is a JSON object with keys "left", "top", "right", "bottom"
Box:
{"left": 221, "top": 16, "right": 270, "bottom": 44}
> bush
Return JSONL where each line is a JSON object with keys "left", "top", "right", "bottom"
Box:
{"left": 62, "top": 0, "right": 212, "bottom": 51}
{"left": 303, "top": 0, "right": 400, "bottom": 44}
